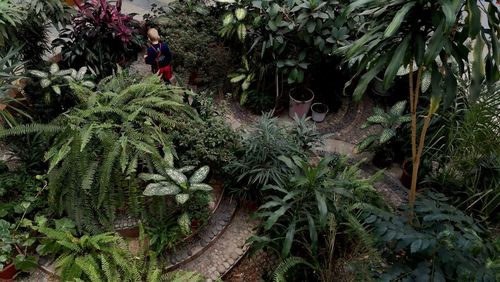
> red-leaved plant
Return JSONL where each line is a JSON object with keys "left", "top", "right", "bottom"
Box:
{"left": 54, "top": 0, "right": 143, "bottom": 78}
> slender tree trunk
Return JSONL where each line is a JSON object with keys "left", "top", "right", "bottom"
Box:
{"left": 408, "top": 63, "right": 424, "bottom": 222}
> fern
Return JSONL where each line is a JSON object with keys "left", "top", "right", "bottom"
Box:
{"left": 0, "top": 73, "right": 199, "bottom": 232}
{"left": 35, "top": 225, "right": 141, "bottom": 282}
{"left": 273, "top": 257, "right": 312, "bottom": 282}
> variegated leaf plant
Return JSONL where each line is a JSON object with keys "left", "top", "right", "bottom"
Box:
{"left": 139, "top": 165, "right": 213, "bottom": 205}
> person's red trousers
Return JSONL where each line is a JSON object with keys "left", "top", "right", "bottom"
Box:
{"left": 157, "top": 65, "right": 173, "bottom": 81}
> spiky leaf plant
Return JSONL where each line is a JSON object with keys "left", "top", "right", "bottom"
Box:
{"left": 0, "top": 75, "right": 198, "bottom": 232}
{"left": 356, "top": 100, "right": 411, "bottom": 152}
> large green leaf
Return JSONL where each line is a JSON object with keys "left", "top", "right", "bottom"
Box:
{"left": 384, "top": 2, "right": 415, "bottom": 38}
{"left": 356, "top": 135, "right": 377, "bottom": 152}
{"left": 440, "top": 0, "right": 461, "bottom": 28}
{"left": 383, "top": 35, "right": 410, "bottom": 89}
{"left": 165, "top": 169, "right": 188, "bottom": 186}
{"left": 345, "top": 0, "right": 378, "bottom": 16}
{"left": 352, "top": 56, "right": 387, "bottom": 101}
{"left": 175, "top": 193, "right": 190, "bottom": 204}
{"left": 189, "top": 166, "right": 210, "bottom": 184}
{"left": 143, "top": 182, "right": 180, "bottom": 196}
{"left": 281, "top": 221, "right": 296, "bottom": 258}
{"left": 470, "top": 34, "right": 485, "bottom": 103}
{"left": 315, "top": 191, "right": 327, "bottom": 227}
{"left": 379, "top": 128, "right": 396, "bottom": 143}
{"left": 466, "top": 0, "right": 481, "bottom": 37}
{"left": 306, "top": 212, "right": 318, "bottom": 254}
{"left": 138, "top": 173, "right": 167, "bottom": 182}
{"left": 190, "top": 183, "right": 213, "bottom": 192}
{"left": 178, "top": 166, "right": 196, "bottom": 173}
{"left": 389, "top": 100, "right": 407, "bottom": 116}
{"left": 366, "top": 115, "right": 387, "bottom": 124}
{"left": 29, "top": 70, "right": 48, "bottom": 78}
{"left": 423, "top": 21, "right": 445, "bottom": 66}
{"left": 264, "top": 205, "right": 290, "bottom": 230}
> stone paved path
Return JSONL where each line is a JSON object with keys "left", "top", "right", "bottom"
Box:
{"left": 180, "top": 206, "right": 259, "bottom": 282}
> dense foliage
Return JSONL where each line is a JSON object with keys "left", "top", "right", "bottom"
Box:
{"left": 219, "top": 0, "right": 361, "bottom": 108}
{"left": 0, "top": 75, "right": 198, "bottom": 233}
{"left": 171, "top": 95, "right": 238, "bottom": 170}
{"left": 226, "top": 113, "right": 321, "bottom": 200}
{"left": 26, "top": 64, "right": 96, "bottom": 122}
{"left": 425, "top": 82, "right": 500, "bottom": 221}
{"left": 362, "top": 192, "right": 499, "bottom": 281}
{"left": 253, "top": 155, "right": 387, "bottom": 281}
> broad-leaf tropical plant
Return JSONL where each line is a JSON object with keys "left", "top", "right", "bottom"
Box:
{"left": 140, "top": 165, "right": 213, "bottom": 236}
{"left": 140, "top": 165, "right": 213, "bottom": 205}
{"left": 29, "top": 63, "right": 95, "bottom": 104}
{"left": 343, "top": 0, "right": 500, "bottom": 218}
{"left": 218, "top": 0, "right": 362, "bottom": 108}
{"left": 356, "top": 100, "right": 411, "bottom": 152}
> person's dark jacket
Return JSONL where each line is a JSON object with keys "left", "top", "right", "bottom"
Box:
{"left": 145, "top": 42, "right": 172, "bottom": 72}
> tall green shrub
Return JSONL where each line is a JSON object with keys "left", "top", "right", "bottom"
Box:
{"left": 342, "top": 0, "right": 500, "bottom": 217}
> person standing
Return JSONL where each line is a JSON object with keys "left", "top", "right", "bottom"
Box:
{"left": 144, "top": 28, "right": 173, "bottom": 84}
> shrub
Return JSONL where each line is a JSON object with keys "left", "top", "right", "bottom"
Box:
{"left": 425, "top": 82, "right": 500, "bottom": 221}
{"left": 0, "top": 75, "right": 198, "bottom": 233}
{"left": 226, "top": 114, "right": 301, "bottom": 196}
{"left": 253, "top": 155, "right": 387, "bottom": 281}
{"left": 33, "top": 220, "right": 142, "bottom": 281}
{"left": 0, "top": 48, "right": 30, "bottom": 128}
{"left": 226, "top": 113, "right": 322, "bottom": 200}
{"left": 0, "top": 171, "right": 47, "bottom": 222}
{"left": 54, "top": 0, "right": 143, "bottom": 79}
{"left": 26, "top": 64, "right": 96, "bottom": 122}
{"left": 361, "top": 191, "right": 498, "bottom": 281}
{"left": 0, "top": 0, "right": 70, "bottom": 67}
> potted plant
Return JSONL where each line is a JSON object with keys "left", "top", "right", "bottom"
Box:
{"left": 289, "top": 88, "right": 314, "bottom": 119}
{"left": 355, "top": 101, "right": 410, "bottom": 168}
{"left": 372, "top": 75, "right": 392, "bottom": 97}
{"left": 311, "top": 102, "right": 329, "bottom": 122}
{"left": 0, "top": 220, "right": 37, "bottom": 281}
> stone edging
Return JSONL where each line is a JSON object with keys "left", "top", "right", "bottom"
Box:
{"left": 165, "top": 197, "right": 238, "bottom": 271}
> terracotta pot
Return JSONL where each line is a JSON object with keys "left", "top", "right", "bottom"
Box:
{"left": 116, "top": 226, "right": 140, "bottom": 238}
{"left": 0, "top": 263, "right": 17, "bottom": 281}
